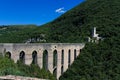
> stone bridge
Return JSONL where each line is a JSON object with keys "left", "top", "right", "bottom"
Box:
{"left": 0, "top": 43, "right": 85, "bottom": 79}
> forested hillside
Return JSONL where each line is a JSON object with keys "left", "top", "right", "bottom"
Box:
{"left": 58, "top": 0, "right": 120, "bottom": 79}
{"left": 46, "top": 0, "right": 120, "bottom": 43}
{"left": 0, "top": 25, "right": 36, "bottom": 43}
{"left": 0, "top": 25, "right": 49, "bottom": 43}
{"left": 1, "top": 0, "right": 120, "bottom": 43}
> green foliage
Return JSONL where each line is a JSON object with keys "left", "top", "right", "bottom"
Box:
{"left": 0, "top": 57, "right": 24, "bottom": 76}
{"left": 44, "top": 0, "right": 120, "bottom": 43}
{"left": 57, "top": 0, "right": 120, "bottom": 80}
{"left": 0, "top": 25, "right": 50, "bottom": 43}
{"left": 0, "top": 0, "right": 120, "bottom": 43}
{"left": 16, "top": 60, "right": 55, "bottom": 80}
{"left": 60, "top": 41, "right": 120, "bottom": 80}
{"left": 0, "top": 58, "right": 55, "bottom": 80}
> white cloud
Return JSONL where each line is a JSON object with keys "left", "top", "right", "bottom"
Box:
{"left": 55, "top": 7, "right": 66, "bottom": 13}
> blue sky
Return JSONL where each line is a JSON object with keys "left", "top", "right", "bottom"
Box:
{"left": 0, "top": 0, "right": 84, "bottom": 25}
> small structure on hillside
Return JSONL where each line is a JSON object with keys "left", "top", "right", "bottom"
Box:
{"left": 88, "top": 27, "right": 103, "bottom": 43}
{"left": 25, "top": 34, "right": 46, "bottom": 43}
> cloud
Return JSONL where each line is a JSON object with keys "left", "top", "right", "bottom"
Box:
{"left": 55, "top": 7, "right": 66, "bottom": 13}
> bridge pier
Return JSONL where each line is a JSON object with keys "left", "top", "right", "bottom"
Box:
{"left": 11, "top": 53, "right": 18, "bottom": 63}
{"left": 37, "top": 50, "right": 43, "bottom": 68}
{"left": 70, "top": 49, "right": 74, "bottom": 65}
{"left": 48, "top": 49, "right": 53, "bottom": 73}
{"left": 25, "top": 54, "right": 32, "bottom": 65}
{"left": 76, "top": 49, "right": 80, "bottom": 57}
{"left": 56, "top": 50, "right": 62, "bottom": 79}
{"left": 63, "top": 49, "right": 68, "bottom": 72}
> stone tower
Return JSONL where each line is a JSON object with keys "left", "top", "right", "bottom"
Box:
{"left": 88, "top": 27, "right": 103, "bottom": 43}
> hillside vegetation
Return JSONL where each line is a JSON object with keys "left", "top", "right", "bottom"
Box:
{"left": 0, "top": 0, "right": 120, "bottom": 80}
{"left": 0, "top": 25, "right": 49, "bottom": 43}
{"left": 0, "top": 56, "right": 55, "bottom": 80}
{"left": 46, "top": 0, "right": 120, "bottom": 43}
{"left": 0, "top": 25, "right": 36, "bottom": 43}
{"left": 58, "top": 0, "right": 120, "bottom": 79}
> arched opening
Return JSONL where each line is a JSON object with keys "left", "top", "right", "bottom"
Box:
{"left": 61, "top": 50, "right": 64, "bottom": 65}
{"left": 5, "top": 52, "right": 11, "bottom": 58}
{"left": 43, "top": 50, "right": 48, "bottom": 70}
{"left": 74, "top": 49, "right": 77, "bottom": 60}
{"left": 61, "top": 66, "right": 64, "bottom": 75}
{"left": 19, "top": 51, "right": 25, "bottom": 64}
{"left": 53, "top": 50, "right": 57, "bottom": 68}
{"left": 68, "top": 49, "right": 71, "bottom": 67}
{"left": 80, "top": 49, "right": 82, "bottom": 53}
{"left": 32, "top": 51, "right": 37, "bottom": 64}
{"left": 53, "top": 68, "right": 57, "bottom": 78}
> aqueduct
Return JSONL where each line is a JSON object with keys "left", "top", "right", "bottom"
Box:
{"left": 0, "top": 43, "right": 85, "bottom": 79}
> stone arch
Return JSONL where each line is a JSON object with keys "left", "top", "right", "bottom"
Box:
{"left": 61, "top": 66, "right": 63, "bottom": 75}
{"left": 5, "top": 51, "right": 11, "bottom": 58}
{"left": 53, "top": 50, "right": 57, "bottom": 68}
{"left": 61, "top": 49, "right": 64, "bottom": 75}
{"left": 61, "top": 49, "right": 64, "bottom": 65}
{"left": 68, "top": 49, "right": 71, "bottom": 67}
{"left": 43, "top": 50, "right": 48, "bottom": 70}
{"left": 53, "top": 68, "right": 57, "bottom": 78}
{"left": 74, "top": 49, "right": 77, "bottom": 60}
{"left": 19, "top": 51, "right": 25, "bottom": 64}
{"left": 32, "top": 51, "right": 37, "bottom": 64}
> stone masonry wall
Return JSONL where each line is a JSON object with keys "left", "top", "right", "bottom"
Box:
{"left": 0, "top": 43, "right": 85, "bottom": 80}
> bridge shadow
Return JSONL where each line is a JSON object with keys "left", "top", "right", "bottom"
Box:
{"left": 43, "top": 50, "right": 48, "bottom": 70}
{"left": 19, "top": 51, "right": 25, "bottom": 64}
{"left": 32, "top": 51, "right": 37, "bottom": 64}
